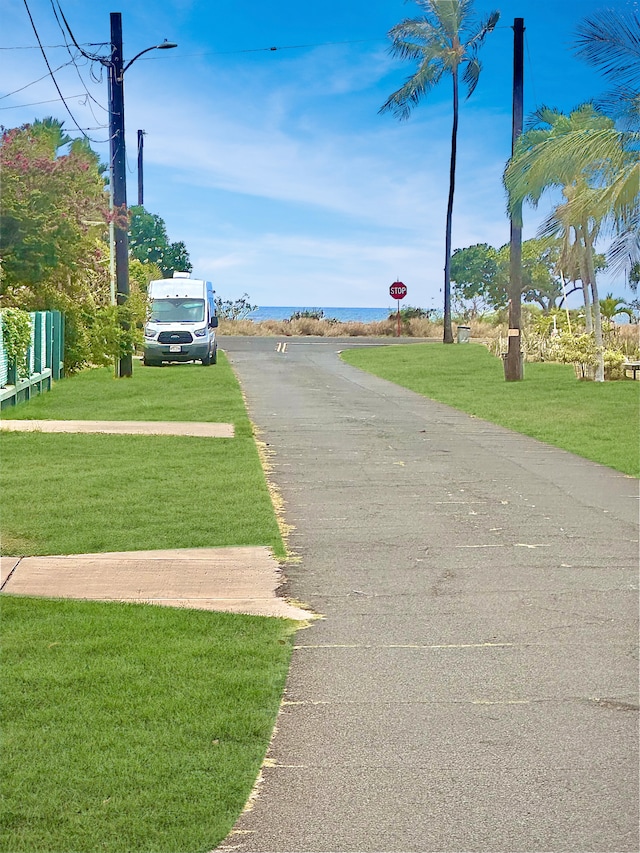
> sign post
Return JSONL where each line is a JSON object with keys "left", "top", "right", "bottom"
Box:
{"left": 389, "top": 281, "right": 407, "bottom": 337}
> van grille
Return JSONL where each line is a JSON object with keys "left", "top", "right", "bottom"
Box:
{"left": 158, "top": 331, "right": 193, "bottom": 344}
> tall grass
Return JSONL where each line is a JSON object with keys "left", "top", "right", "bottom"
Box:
{"left": 217, "top": 316, "right": 444, "bottom": 337}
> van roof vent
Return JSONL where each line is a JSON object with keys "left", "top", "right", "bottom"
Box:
{"left": 173, "top": 271, "right": 190, "bottom": 278}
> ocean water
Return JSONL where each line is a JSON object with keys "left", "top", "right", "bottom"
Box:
{"left": 248, "top": 306, "right": 391, "bottom": 323}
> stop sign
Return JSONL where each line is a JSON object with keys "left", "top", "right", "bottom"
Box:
{"left": 390, "top": 281, "right": 407, "bottom": 300}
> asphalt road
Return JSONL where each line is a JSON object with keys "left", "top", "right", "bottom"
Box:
{"left": 219, "top": 336, "right": 639, "bottom": 853}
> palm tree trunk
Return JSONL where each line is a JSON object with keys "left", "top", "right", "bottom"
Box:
{"left": 581, "top": 280, "right": 593, "bottom": 332}
{"left": 574, "top": 226, "right": 593, "bottom": 333}
{"left": 443, "top": 68, "right": 458, "bottom": 344}
{"left": 583, "top": 223, "right": 605, "bottom": 381}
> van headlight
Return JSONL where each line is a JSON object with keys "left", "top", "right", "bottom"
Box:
{"left": 144, "top": 326, "right": 156, "bottom": 339}
{"left": 193, "top": 327, "right": 207, "bottom": 337}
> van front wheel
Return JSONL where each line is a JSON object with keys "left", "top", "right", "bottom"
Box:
{"left": 201, "top": 352, "right": 212, "bottom": 366}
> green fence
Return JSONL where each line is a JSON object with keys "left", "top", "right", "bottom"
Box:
{"left": 0, "top": 311, "right": 64, "bottom": 409}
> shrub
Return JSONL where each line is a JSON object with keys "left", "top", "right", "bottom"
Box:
{"left": 604, "top": 348, "right": 627, "bottom": 380}
{"left": 289, "top": 308, "right": 334, "bottom": 322}
{"left": 215, "top": 294, "right": 257, "bottom": 320}
{"left": 1, "top": 308, "right": 32, "bottom": 377}
{"left": 388, "top": 305, "right": 434, "bottom": 321}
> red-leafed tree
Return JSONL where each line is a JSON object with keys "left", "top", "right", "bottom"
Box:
{"left": 1, "top": 118, "right": 110, "bottom": 301}
{"left": 0, "top": 119, "right": 142, "bottom": 370}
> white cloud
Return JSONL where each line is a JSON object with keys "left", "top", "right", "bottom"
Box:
{"left": 2, "top": 6, "right": 569, "bottom": 309}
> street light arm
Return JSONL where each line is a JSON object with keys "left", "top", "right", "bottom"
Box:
{"left": 122, "top": 40, "right": 177, "bottom": 75}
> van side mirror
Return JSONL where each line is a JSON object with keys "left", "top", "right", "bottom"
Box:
{"left": 210, "top": 316, "right": 219, "bottom": 328}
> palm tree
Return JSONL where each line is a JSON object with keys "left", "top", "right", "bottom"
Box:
{"left": 380, "top": 0, "right": 499, "bottom": 344}
{"left": 599, "top": 293, "right": 634, "bottom": 323}
{"left": 30, "top": 117, "right": 71, "bottom": 155}
{"left": 504, "top": 104, "right": 632, "bottom": 381}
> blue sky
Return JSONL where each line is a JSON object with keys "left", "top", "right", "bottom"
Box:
{"left": 1, "top": 0, "right": 634, "bottom": 308}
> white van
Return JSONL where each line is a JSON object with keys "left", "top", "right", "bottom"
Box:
{"left": 143, "top": 272, "right": 218, "bottom": 366}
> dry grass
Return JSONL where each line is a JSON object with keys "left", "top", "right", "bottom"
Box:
{"left": 218, "top": 317, "right": 445, "bottom": 338}
{"left": 217, "top": 317, "right": 638, "bottom": 360}
{"left": 607, "top": 322, "right": 640, "bottom": 356}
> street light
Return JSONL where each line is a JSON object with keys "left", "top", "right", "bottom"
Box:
{"left": 106, "top": 13, "right": 177, "bottom": 377}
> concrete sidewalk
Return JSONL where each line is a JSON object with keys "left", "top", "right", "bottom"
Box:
{"left": 1, "top": 418, "right": 311, "bottom": 617}
{"left": 0, "top": 419, "right": 234, "bottom": 437}
{"left": 219, "top": 336, "right": 639, "bottom": 853}
{"left": 1, "top": 547, "right": 309, "bottom": 620}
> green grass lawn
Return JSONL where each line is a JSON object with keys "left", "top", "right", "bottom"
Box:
{"left": 0, "top": 357, "right": 284, "bottom": 557}
{"left": 1, "top": 596, "right": 293, "bottom": 853}
{"left": 341, "top": 343, "right": 640, "bottom": 478}
{"left": 0, "top": 357, "right": 250, "bottom": 425}
{"left": 0, "top": 358, "right": 295, "bottom": 852}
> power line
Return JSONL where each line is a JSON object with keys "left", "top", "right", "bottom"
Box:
{"left": 3, "top": 36, "right": 386, "bottom": 57}
{"left": 212, "top": 37, "right": 386, "bottom": 55}
{"left": 52, "top": 0, "right": 106, "bottom": 63}
{"left": 0, "top": 60, "right": 77, "bottom": 99}
{"left": 21, "top": 0, "right": 107, "bottom": 143}
{"left": 0, "top": 93, "right": 100, "bottom": 111}
{"left": 49, "top": 0, "right": 107, "bottom": 116}
{"left": 2, "top": 27, "right": 387, "bottom": 121}
{"left": 0, "top": 42, "right": 83, "bottom": 49}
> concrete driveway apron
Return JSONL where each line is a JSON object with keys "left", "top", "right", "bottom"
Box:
{"left": 220, "top": 336, "right": 639, "bottom": 853}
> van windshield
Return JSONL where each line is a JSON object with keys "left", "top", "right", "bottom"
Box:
{"left": 149, "top": 298, "right": 205, "bottom": 323}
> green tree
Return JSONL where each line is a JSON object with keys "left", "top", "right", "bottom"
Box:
{"left": 380, "top": 0, "right": 499, "bottom": 344}
{"left": 128, "top": 206, "right": 192, "bottom": 277}
{"left": 450, "top": 243, "right": 499, "bottom": 316}
{"left": 162, "top": 241, "right": 191, "bottom": 276}
{"left": 497, "top": 238, "right": 565, "bottom": 313}
{"left": 129, "top": 258, "right": 163, "bottom": 295}
{"left": 451, "top": 238, "right": 571, "bottom": 315}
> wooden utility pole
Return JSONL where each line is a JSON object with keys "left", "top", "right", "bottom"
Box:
{"left": 108, "top": 12, "right": 132, "bottom": 377}
{"left": 505, "top": 17, "right": 524, "bottom": 381}
{"left": 137, "top": 129, "right": 145, "bottom": 206}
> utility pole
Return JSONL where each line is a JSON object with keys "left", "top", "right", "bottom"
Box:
{"left": 108, "top": 11, "right": 132, "bottom": 378}
{"left": 137, "top": 129, "right": 145, "bottom": 206}
{"left": 102, "top": 17, "right": 175, "bottom": 377}
{"left": 505, "top": 17, "right": 524, "bottom": 382}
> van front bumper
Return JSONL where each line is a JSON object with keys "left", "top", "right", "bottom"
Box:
{"left": 143, "top": 341, "right": 211, "bottom": 362}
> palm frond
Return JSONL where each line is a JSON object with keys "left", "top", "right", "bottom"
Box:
{"left": 608, "top": 225, "right": 640, "bottom": 273}
{"left": 466, "top": 9, "right": 500, "bottom": 48}
{"left": 388, "top": 18, "right": 448, "bottom": 53}
{"left": 598, "top": 159, "right": 640, "bottom": 230}
{"left": 430, "top": 0, "right": 467, "bottom": 39}
{"left": 462, "top": 56, "right": 481, "bottom": 98}
{"left": 593, "top": 87, "right": 640, "bottom": 131}
{"left": 574, "top": 9, "right": 640, "bottom": 88}
{"left": 505, "top": 127, "right": 629, "bottom": 215}
{"left": 524, "top": 105, "right": 565, "bottom": 132}
{"left": 379, "top": 63, "right": 445, "bottom": 119}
